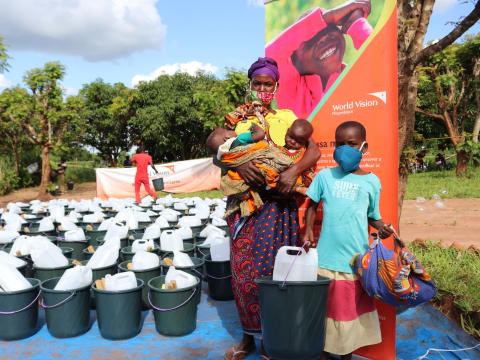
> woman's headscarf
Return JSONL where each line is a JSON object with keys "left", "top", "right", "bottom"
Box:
{"left": 248, "top": 57, "right": 280, "bottom": 81}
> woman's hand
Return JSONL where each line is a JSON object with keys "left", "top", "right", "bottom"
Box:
{"left": 323, "top": 0, "right": 371, "bottom": 26}
{"left": 236, "top": 160, "right": 265, "bottom": 188}
{"left": 277, "top": 166, "right": 299, "bottom": 195}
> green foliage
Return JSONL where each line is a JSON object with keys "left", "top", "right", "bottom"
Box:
{"left": 265, "top": 0, "right": 385, "bottom": 67}
{"left": 158, "top": 190, "right": 224, "bottom": 199}
{"left": 405, "top": 168, "right": 480, "bottom": 200}
{"left": 223, "top": 69, "right": 249, "bottom": 107}
{"left": 79, "top": 79, "right": 135, "bottom": 166}
{"left": 0, "top": 157, "right": 19, "bottom": 195}
{"left": 409, "top": 241, "right": 480, "bottom": 337}
{"left": 130, "top": 72, "right": 236, "bottom": 162}
{"left": 65, "top": 164, "right": 96, "bottom": 183}
{"left": 0, "top": 36, "right": 9, "bottom": 73}
{"left": 459, "top": 138, "right": 480, "bottom": 167}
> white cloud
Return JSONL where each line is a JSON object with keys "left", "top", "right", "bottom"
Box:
{"left": 0, "top": 0, "right": 166, "bottom": 62}
{"left": 434, "top": 0, "right": 457, "bottom": 12}
{"left": 0, "top": 74, "right": 10, "bottom": 89}
{"left": 247, "top": 0, "right": 264, "bottom": 7}
{"left": 131, "top": 61, "right": 218, "bottom": 86}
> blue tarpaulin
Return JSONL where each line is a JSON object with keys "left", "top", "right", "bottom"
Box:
{"left": 0, "top": 284, "right": 478, "bottom": 359}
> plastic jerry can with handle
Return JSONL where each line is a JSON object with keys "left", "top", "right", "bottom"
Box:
{"left": 54, "top": 266, "right": 92, "bottom": 291}
{"left": 160, "top": 230, "right": 183, "bottom": 251}
{"left": 272, "top": 246, "right": 318, "bottom": 282}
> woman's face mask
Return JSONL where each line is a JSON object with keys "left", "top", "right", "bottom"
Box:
{"left": 333, "top": 141, "right": 366, "bottom": 173}
{"left": 249, "top": 81, "right": 277, "bottom": 106}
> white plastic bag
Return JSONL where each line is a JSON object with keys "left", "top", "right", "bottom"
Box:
{"left": 177, "top": 216, "right": 201, "bottom": 228}
{"left": 0, "top": 230, "right": 19, "bottom": 244}
{"left": 59, "top": 218, "right": 78, "bottom": 231}
{"left": 272, "top": 246, "right": 318, "bottom": 282}
{"left": 104, "top": 222, "right": 128, "bottom": 240}
{"left": 154, "top": 216, "right": 170, "bottom": 229}
{"left": 175, "top": 227, "right": 192, "bottom": 240}
{"left": 0, "top": 250, "right": 27, "bottom": 268}
{"left": 173, "top": 202, "right": 188, "bottom": 211}
{"left": 132, "top": 251, "right": 160, "bottom": 270}
{"left": 0, "top": 262, "right": 32, "bottom": 291}
{"left": 160, "top": 230, "right": 183, "bottom": 251}
{"left": 210, "top": 237, "right": 230, "bottom": 262}
{"left": 30, "top": 246, "right": 69, "bottom": 268}
{"left": 172, "top": 251, "right": 194, "bottom": 267}
{"left": 210, "top": 216, "right": 227, "bottom": 227}
{"left": 104, "top": 272, "right": 137, "bottom": 291}
{"left": 64, "top": 228, "right": 86, "bottom": 242}
{"left": 199, "top": 224, "right": 226, "bottom": 238}
{"left": 165, "top": 266, "right": 197, "bottom": 289}
{"left": 142, "top": 224, "right": 161, "bottom": 240}
{"left": 134, "top": 211, "right": 150, "bottom": 223}
{"left": 55, "top": 266, "right": 92, "bottom": 291}
{"left": 38, "top": 218, "right": 55, "bottom": 232}
{"left": 98, "top": 218, "right": 114, "bottom": 231}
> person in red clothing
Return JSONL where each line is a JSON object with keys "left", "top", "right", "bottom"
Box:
{"left": 131, "top": 146, "right": 159, "bottom": 204}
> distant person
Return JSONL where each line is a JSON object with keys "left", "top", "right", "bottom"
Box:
{"left": 131, "top": 146, "right": 158, "bottom": 204}
{"left": 123, "top": 156, "right": 131, "bottom": 167}
{"left": 57, "top": 158, "right": 67, "bottom": 194}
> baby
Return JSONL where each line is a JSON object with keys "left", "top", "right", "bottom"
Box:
{"left": 207, "top": 119, "right": 315, "bottom": 217}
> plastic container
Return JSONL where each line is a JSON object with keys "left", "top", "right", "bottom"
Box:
{"left": 148, "top": 275, "right": 199, "bottom": 336}
{"left": 164, "top": 266, "right": 197, "bottom": 289}
{"left": 256, "top": 276, "right": 331, "bottom": 360}
{"left": 93, "top": 278, "right": 143, "bottom": 340}
{"left": 30, "top": 246, "right": 69, "bottom": 269}
{"left": 272, "top": 246, "right": 318, "bottom": 282}
{"left": 131, "top": 251, "right": 160, "bottom": 270}
{"left": 152, "top": 177, "right": 164, "bottom": 191}
{"left": 40, "top": 277, "right": 91, "bottom": 338}
{"left": 33, "top": 260, "right": 74, "bottom": 283}
{"left": 118, "top": 261, "right": 161, "bottom": 309}
{"left": 104, "top": 272, "right": 137, "bottom": 291}
{"left": 55, "top": 266, "right": 93, "bottom": 291}
{"left": 131, "top": 239, "right": 155, "bottom": 253}
{"left": 0, "top": 262, "right": 33, "bottom": 292}
{"left": 121, "top": 245, "right": 159, "bottom": 262}
{"left": 160, "top": 230, "right": 183, "bottom": 252}
{"left": 204, "top": 255, "right": 234, "bottom": 301}
{"left": 0, "top": 278, "right": 40, "bottom": 340}
{"left": 159, "top": 243, "right": 195, "bottom": 260}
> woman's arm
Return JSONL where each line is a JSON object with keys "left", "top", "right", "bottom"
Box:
{"left": 277, "top": 138, "right": 320, "bottom": 195}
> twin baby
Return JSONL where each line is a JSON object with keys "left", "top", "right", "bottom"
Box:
{"left": 207, "top": 118, "right": 315, "bottom": 218}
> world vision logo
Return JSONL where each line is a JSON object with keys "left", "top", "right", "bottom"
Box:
{"left": 157, "top": 164, "right": 175, "bottom": 177}
{"left": 331, "top": 91, "right": 386, "bottom": 116}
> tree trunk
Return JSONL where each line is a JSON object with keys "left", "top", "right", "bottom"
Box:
{"left": 397, "top": 67, "right": 419, "bottom": 221}
{"left": 38, "top": 144, "right": 51, "bottom": 196}
{"left": 455, "top": 149, "right": 469, "bottom": 175}
{"left": 12, "top": 141, "right": 20, "bottom": 178}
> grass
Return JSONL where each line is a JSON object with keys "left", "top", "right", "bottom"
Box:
{"left": 157, "top": 190, "right": 224, "bottom": 199}
{"left": 405, "top": 168, "right": 480, "bottom": 200}
{"left": 409, "top": 241, "right": 480, "bottom": 338}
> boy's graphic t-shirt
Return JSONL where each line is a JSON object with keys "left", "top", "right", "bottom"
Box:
{"left": 306, "top": 167, "right": 381, "bottom": 273}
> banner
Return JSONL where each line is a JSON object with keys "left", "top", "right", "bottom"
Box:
{"left": 266, "top": 1, "right": 398, "bottom": 359}
{"left": 96, "top": 158, "right": 221, "bottom": 199}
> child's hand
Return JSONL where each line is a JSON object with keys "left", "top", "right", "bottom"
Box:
{"left": 302, "top": 230, "right": 315, "bottom": 252}
{"left": 378, "top": 223, "right": 394, "bottom": 239}
{"left": 323, "top": 0, "right": 371, "bottom": 26}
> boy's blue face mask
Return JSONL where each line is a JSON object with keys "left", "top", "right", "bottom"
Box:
{"left": 333, "top": 141, "right": 366, "bottom": 173}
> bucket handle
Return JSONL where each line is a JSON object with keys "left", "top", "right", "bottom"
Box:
{"left": 190, "top": 268, "right": 205, "bottom": 280}
{"left": 0, "top": 290, "right": 41, "bottom": 315}
{"left": 205, "top": 272, "right": 232, "bottom": 280}
{"left": 148, "top": 287, "right": 197, "bottom": 312}
{"left": 280, "top": 242, "right": 310, "bottom": 289}
{"left": 197, "top": 248, "right": 208, "bottom": 257}
{"left": 39, "top": 290, "right": 76, "bottom": 309}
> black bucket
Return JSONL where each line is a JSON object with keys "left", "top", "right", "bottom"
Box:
{"left": 60, "top": 246, "right": 74, "bottom": 259}
{"left": 84, "top": 229, "right": 107, "bottom": 246}
{"left": 0, "top": 278, "right": 40, "bottom": 340}
{"left": 256, "top": 276, "right": 331, "bottom": 360}
{"left": 160, "top": 257, "right": 204, "bottom": 305}
{"left": 40, "top": 277, "right": 91, "bottom": 338}
{"left": 93, "top": 278, "right": 144, "bottom": 340}
{"left": 152, "top": 178, "right": 164, "bottom": 191}
{"left": 118, "top": 261, "right": 161, "bottom": 309}
{"left": 148, "top": 275, "right": 199, "bottom": 336}
{"left": 204, "top": 255, "right": 234, "bottom": 301}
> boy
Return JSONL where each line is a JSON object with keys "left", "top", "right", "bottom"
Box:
{"left": 303, "top": 121, "right": 392, "bottom": 359}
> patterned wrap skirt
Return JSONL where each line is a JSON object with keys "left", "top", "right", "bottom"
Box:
{"left": 317, "top": 267, "right": 382, "bottom": 355}
{"left": 227, "top": 198, "right": 299, "bottom": 334}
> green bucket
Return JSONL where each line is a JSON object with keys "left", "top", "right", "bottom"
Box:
{"left": 204, "top": 255, "right": 234, "bottom": 301}
{"left": 33, "top": 260, "right": 74, "bottom": 283}
{"left": 148, "top": 275, "right": 199, "bottom": 336}
{"left": 118, "top": 261, "right": 161, "bottom": 309}
{"left": 160, "top": 257, "right": 204, "bottom": 305}
{"left": 93, "top": 278, "right": 144, "bottom": 340}
{"left": 0, "top": 278, "right": 41, "bottom": 340}
{"left": 120, "top": 245, "right": 159, "bottom": 262}
{"left": 60, "top": 246, "right": 74, "bottom": 259}
{"left": 57, "top": 240, "right": 88, "bottom": 260}
{"left": 16, "top": 262, "right": 28, "bottom": 276}
{"left": 182, "top": 237, "right": 195, "bottom": 246}
{"left": 188, "top": 225, "right": 204, "bottom": 238}
{"left": 159, "top": 243, "right": 195, "bottom": 259}
{"left": 84, "top": 229, "right": 107, "bottom": 245}
{"left": 82, "top": 247, "right": 97, "bottom": 260}
{"left": 16, "top": 254, "right": 34, "bottom": 278}
{"left": 255, "top": 276, "right": 331, "bottom": 360}
{"left": 78, "top": 222, "right": 101, "bottom": 231}
{"left": 152, "top": 177, "right": 164, "bottom": 191}
{"left": 97, "top": 237, "right": 128, "bottom": 249}
{"left": 82, "top": 261, "right": 117, "bottom": 309}
{"left": 195, "top": 242, "right": 211, "bottom": 259}
{"left": 40, "top": 277, "right": 91, "bottom": 338}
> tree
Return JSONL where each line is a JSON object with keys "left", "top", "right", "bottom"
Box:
{"left": 0, "top": 87, "right": 32, "bottom": 178}
{"left": 397, "top": 0, "right": 480, "bottom": 216}
{"left": 416, "top": 38, "right": 479, "bottom": 175}
{"left": 0, "top": 36, "right": 9, "bottom": 73}
{"left": 131, "top": 72, "right": 234, "bottom": 162}
{"left": 80, "top": 80, "right": 135, "bottom": 166}
{"left": 224, "top": 69, "right": 249, "bottom": 107}
{"left": 22, "top": 62, "right": 85, "bottom": 196}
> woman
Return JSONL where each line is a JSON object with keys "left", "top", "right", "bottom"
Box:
{"left": 208, "top": 57, "right": 320, "bottom": 359}
{"left": 266, "top": 0, "right": 373, "bottom": 119}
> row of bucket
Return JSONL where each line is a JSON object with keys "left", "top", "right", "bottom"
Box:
{"left": 0, "top": 252, "right": 234, "bottom": 341}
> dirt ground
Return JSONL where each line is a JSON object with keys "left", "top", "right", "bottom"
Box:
{"left": 1, "top": 182, "right": 479, "bottom": 248}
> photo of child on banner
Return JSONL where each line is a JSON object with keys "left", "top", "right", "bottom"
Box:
{"left": 266, "top": 0, "right": 383, "bottom": 119}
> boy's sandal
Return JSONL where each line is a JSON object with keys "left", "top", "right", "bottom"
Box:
{"left": 224, "top": 345, "right": 255, "bottom": 360}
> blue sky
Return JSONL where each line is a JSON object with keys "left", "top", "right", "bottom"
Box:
{"left": 0, "top": 0, "right": 478, "bottom": 93}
